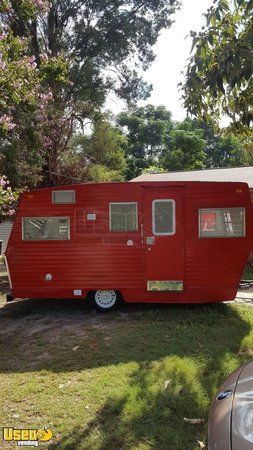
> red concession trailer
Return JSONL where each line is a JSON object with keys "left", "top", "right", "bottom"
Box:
{"left": 5, "top": 181, "right": 253, "bottom": 310}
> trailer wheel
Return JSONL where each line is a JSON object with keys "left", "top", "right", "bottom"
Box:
{"left": 91, "top": 289, "right": 119, "bottom": 312}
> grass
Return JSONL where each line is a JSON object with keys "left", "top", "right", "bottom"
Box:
{"left": 0, "top": 264, "right": 253, "bottom": 449}
{"left": 242, "top": 264, "right": 253, "bottom": 280}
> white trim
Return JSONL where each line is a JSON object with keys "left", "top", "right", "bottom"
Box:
{"left": 22, "top": 217, "right": 71, "bottom": 241}
{"left": 152, "top": 199, "right": 176, "bottom": 236}
{"left": 198, "top": 207, "right": 246, "bottom": 238}
{"left": 52, "top": 190, "right": 76, "bottom": 204}
{"left": 109, "top": 202, "right": 138, "bottom": 232}
{"left": 4, "top": 255, "right": 12, "bottom": 289}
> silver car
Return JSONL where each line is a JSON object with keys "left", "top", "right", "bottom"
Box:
{"left": 208, "top": 360, "right": 253, "bottom": 449}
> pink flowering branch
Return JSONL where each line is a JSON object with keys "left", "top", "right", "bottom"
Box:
{"left": 0, "top": 176, "right": 23, "bottom": 222}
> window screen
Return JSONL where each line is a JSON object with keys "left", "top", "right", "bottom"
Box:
{"left": 110, "top": 203, "right": 138, "bottom": 232}
{"left": 23, "top": 217, "right": 70, "bottom": 240}
{"left": 199, "top": 208, "right": 245, "bottom": 238}
{"left": 52, "top": 190, "right": 75, "bottom": 204}
{"left": 152, "top": 200, "right": 175, "bottom": 235}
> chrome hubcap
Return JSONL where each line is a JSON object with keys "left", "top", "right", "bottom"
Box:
{"left": 95, "top": 290, "right": 117, "bottom": 309}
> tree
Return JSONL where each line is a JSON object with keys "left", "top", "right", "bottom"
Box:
{"left": 0, "top": 1, "right": 69, "bottom": 188}
{"left": 162, "top": 124, "right": 206, "bottom": 171}
{"left": 181, "top": 0, "right": 253, "bottom": 128}
{"left": 60, "top": 119, "right": 127, "bottom": 183}
{"left": 177, "top": 118, "right": 245, "bottom": 169}
{"left": 117, "top": 105, "right": 173, "bottom": 179}
{"left": 0, "top": 175, "right": 21, "bottom": 223}
{"left": 242, "top": 135, "right": 253, "bottom": 165}
{"left": 142, "top": 165, "right": 166, "bottom": 174}
{"left": 1, "top": 0, "right": 181, "bottom": 187}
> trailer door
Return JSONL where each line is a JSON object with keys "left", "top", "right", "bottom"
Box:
{"left": 142, "top": 188, "right": 184, "bottom": 293}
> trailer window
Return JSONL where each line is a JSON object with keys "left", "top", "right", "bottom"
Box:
{"left": 110, "top": 203, "right": 138, "bottom": 232}
{"left": 152, "top": 200, "right": 175, "bottom": 235}
{"left": 52, "top": 190, "right": 75, "bottom": 204}
{"left": 23, "top": 217, "right": 70, "bottom": 240}
{"left": 199, "top": 208, "right": 245, "bottom": 238}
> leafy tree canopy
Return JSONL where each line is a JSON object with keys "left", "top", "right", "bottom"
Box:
{"left": 162, "top": 123, "right": 206, "bottom": 171}
{"left": 119, "top": 111, "right": 247, "bottom": 179}
{"left": 0, "top": 0, "right": 181, "bottom": 188}
{"left": 181, "top": 0, "right": 253, "bottom": 129}
{"left": 61, "top": 119, "right": 127, "bottom": 183}
{"left": 117, "top": 104, "right": 173, "bottom": 178}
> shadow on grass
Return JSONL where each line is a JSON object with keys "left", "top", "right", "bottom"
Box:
{"left": 0, "top": 299, "right": 250, "bottom": 373}
{"left": 48, "top": 366, "right": 208, "bottom": 450}
{"left": 45, "top": 305, "right": 251, "bottom": 449}
{"left": 0, "top": 297, "right": 252, "bottom": 449}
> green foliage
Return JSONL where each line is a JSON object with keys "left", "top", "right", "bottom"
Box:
{"left": 0, "top": 30, "right": 48, "bottom": 188}
{"left": 117, "top": 105, "right": 173, "bottom": 179}
{"left": 39, "top": 54, "right": 69, "bottom": 85}
{"left": 89, "top": 165, "right": 125, "bottom": 183}
{"left": 117, "top": 111, "right": 247, "bottom": 178}
{"left": 59, "top": 119, "right": 127, "bottom": 183}
{"left": 0, "top": 0, "right": 181, "bottom": 188}
{"left": 241, "top": 133, "right": 253, "bottom": 165}
{"left": 117, "top": 109, "right": 207, "bottom": 178}
{"left": 162, "top": 126, "right": 206, "bottom": 171}
{"left": 0, "top": 175, "right": 21, "bottom": 223}
{"left": 178, "top": 118, "right": 246, "bottom": 169}
{"left": 205, "top": 133, "right": 244, "bottom": 168}
{"left": 182, "top": 0, "right": 253, "bottom": 128}
{"left": 0, "top": 3, "right": 69, "bottom": 189}
{"left": 0, "top": 32, "right": 40, "bottom": 135}
{"left": 142, "top": 165, "right": 166, "bottom": 174}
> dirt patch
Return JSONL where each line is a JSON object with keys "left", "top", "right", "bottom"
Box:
{"left": 0, "top": 295, "right": 131, "bottom": 345}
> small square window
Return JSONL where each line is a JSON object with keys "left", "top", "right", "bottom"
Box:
{"left": 52, "top": 190, "right": 75, "bottom": 204}
{"left": 110, "top": 203, "right": 138, "bottom": 232}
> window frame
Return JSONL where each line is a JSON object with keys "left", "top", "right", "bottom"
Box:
{"left": 22, "top": 216, "right": 70, "bottom": 241}
{"left": 52, "top": 190, "right": 76, "bottom": 204}
{"left": 152, "top": 199, "right": 176, "bottom": 236}
{"left": 109, "top": 202, "right": 138, "bottom": 233}
{"left": 198, "top": 207, "right": 246, "bottom": 238}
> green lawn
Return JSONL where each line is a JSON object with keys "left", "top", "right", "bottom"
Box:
{"left": 0, "top": 266, "right": 253, "bottom": 449}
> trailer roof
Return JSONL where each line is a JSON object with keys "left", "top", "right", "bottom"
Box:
{"left": 26, "top": 179, "right": 250, "bottom": 194}
{"left": 130, "top": 166, "right": 253, "bottom": 187}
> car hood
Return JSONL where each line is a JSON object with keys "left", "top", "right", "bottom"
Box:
{"left": 232, "top": 359, "right": 253, "bottom": 450}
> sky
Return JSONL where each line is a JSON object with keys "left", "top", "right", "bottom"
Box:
{"left": 106, "top": 0, "right": 214, "bottom": 121}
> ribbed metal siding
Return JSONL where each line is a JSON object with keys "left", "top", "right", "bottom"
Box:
{"left": 0, "top": 221, "right": 13, "bottom": 254}
{"left": 6, "top": 184, "right": 145, "bottom": 294}
{"left": 184, "top": 184, "right": 253, "bottom": 286}
{"left": 5, "top": 181, "right": 253, "bottom": 301}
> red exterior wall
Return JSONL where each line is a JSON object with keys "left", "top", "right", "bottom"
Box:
{"left": 5, "top": 181, "right": 253, "bottom": 303}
